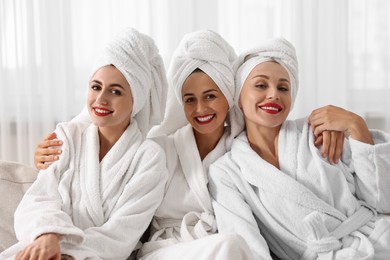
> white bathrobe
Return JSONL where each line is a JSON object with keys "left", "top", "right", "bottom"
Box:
{"left": 138, "top": 124, "right": 253, "bottom": 260}
{"left": 209, "top": 118, "right": 390, "bottom": 260}
{"left": 1, "top": 120, "right": 167, "bottom": 260}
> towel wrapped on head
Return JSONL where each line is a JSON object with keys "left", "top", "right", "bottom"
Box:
{"left": 148, "top": 29, "right": 243, "bottom": 148}
{"left": 76, "top": 27, "right": 168, "bottom": 137}
{"left": 235, "top": 37, "right": 299, "bottom": 110}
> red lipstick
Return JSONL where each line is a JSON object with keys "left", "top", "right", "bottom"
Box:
{"left": 93, "top": 107, "right": 112, "bottom": 117}
{"left": 195, "top": 114, "right": 215, "bottom": 125}
{"left": 259, "top": 103, "right": 282, "bottom": 114}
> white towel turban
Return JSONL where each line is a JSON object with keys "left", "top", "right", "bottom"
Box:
{"left": 148, "top": 29, "right": 244, "bottom": 149}
{"left": 235, "top": 37, "right": 299, "bottom": 110}
{"left": 75, "top": 27, "right": 168, "bottom": 137}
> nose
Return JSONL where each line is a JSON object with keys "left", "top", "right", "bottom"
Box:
{"left": 196, "top": 100, "right": 207, "bottom": 113}
{"left": 266, "top": 86, "right": 280, "bottom": 100}
{"left": 96, "top": 91, "right": 108, "bottom": 104}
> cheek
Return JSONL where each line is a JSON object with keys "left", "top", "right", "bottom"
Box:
{"left": 122, "top": 98, "right": 133, "bottom": 117}
{"left": 241, "top": 97, "right": 260, "bottom": 119}
{"left": 124, "top": 105, "right": 133, "bottom": 117}
{"left": 87, "top": 91, "right": 96, "bottom": 104}
{"left": 183, "top": 105, "right": 192, "bottom": 120}
{"left": 86, "top": 95, "right": 95, "bottom": 116}
{"left": 240, "top": 93, "right": 255, "bottom": 110}
{"left": 240, "top": 103, "right": 250, "bottom": 116}
{"left": 238, "top": 88, "right": 252, "bottom": 107}
{"left": 287, "top": 96, "right": 292, "bottom": 107}
{"left": 217, "top": 100, "right": 229, "bottom": 117}
{"left": 282, "top": 94, "right": 292, "bottom": 109}
{"left": 87, "top": 98, "right": 94, "bottom": 113}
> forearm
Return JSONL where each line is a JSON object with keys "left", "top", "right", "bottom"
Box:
{"left": 350, "top": 130, "right": 390, "bottom": 211}
{"left": 346, "top": 113, "right": 374, "bottom": 145}
{"left": 309, "top": 105, "right": 374, "bottom": 145}
{"left": 14, "top": 169, "right": 84, "bottom": 244}
{"left": 209, "top": 166, "right": 271, "bottom": 259}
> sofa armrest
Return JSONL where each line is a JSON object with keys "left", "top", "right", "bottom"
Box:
{"left": 0, "top": 160, "right": 38, "bottom": 252}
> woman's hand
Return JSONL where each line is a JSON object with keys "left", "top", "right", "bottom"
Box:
{"left": 16, "top": 233, "right": 61, "bottom": 260}
{"left": 34, "top": 132, "right": 63, "bottom": 170}
{"left": 313, "top": 130, "right": 344, "bottom": 164}
{"left": 309, "top": 105, "right": 374, "bottom": 146}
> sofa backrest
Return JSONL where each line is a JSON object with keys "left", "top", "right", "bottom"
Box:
{"left": 0, "top": 160, "right": 38, "bottom": 252}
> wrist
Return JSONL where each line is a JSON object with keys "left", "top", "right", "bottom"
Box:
{"left": 345, "top": 113, "right": 362, "bottom": 135}
{"left": 37, "top": 233, "right": 60, "bottom": 241}
{"left": 346, "top": 114, "right": 373, "bottom": 144}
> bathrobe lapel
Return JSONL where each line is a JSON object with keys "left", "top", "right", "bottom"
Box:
{"left": 172, "top": 125, "right": 230, "bottom": 241}
{"left": 174, "top": 125, "right": 212, "bottom": 213}
{"left": 233, "top": 133, "right": 345, "bottom": 221}
{"left": 80, "top": 125, "right": 104, "bottom": 226}
{"left": 76, "top": 122, "right": 143, "bottom": 227}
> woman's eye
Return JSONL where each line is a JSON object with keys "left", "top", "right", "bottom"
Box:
{"left": 111, "top": 89, "right": 122, "bottom": 95}
{"left": 184, "top": 97, "right": 194, "bottom": 103}
{"left": 91, "top": 85, "right": 101, "bottom": 91}
{"left": 255, "top": 83, "right": 266, "bottom": 89}
{"left": 205, "top": 94, "right": 216, "bottom": 100}
{"left": 278, "top": 85, "right": 289, "bottom": 92}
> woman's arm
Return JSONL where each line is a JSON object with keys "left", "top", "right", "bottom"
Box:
{"left": 309, "top": 105, "right": 390, "bottom": 212}
{"left": 15, "top": 233, "right": 61, "bottom": 260}
{"left": 347, "top": 130, "right": 390, "bottom": 212}
{"left": 309, "top": 105, "right": 372, "bottom": 164}
{"left": 34, "top": 132, "right": 63, "bottom": 170}
{"left": 15, "top": 125, "right": 84, "bottom": 249}
{"left": 209, "top": 162, "right": 272, "bottom": 260}
{"left": 308, "top": 105, "right": 373, "bottom": 145}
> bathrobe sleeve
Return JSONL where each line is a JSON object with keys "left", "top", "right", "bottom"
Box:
{"left": 61, "top": 140, "right": 168, "bottom": 259}
{"left": 14, "top": 132, "right": 85, "bottom": 245}
{"left": 346, "top": 130, "right": 390, "bottom": 213}
{"left": 209, "top": 157, "right": 272, "bottom": 260}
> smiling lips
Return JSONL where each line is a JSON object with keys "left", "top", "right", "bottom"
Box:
{"left": 259, "top": 103, "right": 282, "bottom": 114}
{"left": 94, "top": 107, "right": 113, "bottom": 117}
{"left": 196, "top": 114, "right": 215, "bottom": 124}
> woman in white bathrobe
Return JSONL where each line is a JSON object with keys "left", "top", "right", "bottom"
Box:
{"left": 208, "top": 37, "right": 390, "bottom": 260}
{"left": 1, "top": 28, "right": 168, "bottom": 260}
{"left": 136, "top": 29, "right": 254, "bottom": 260}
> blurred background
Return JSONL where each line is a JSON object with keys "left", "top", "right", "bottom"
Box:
{"left": 1, "top": 0, "right": 389, "bottom": 166}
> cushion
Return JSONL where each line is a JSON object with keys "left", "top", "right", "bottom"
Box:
{"left": 0, "top": 160, "right": 38, "bottom": 252}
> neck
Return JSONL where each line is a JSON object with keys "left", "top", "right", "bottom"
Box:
{"left": 98, "top": 124, "right": 128, "bottom": 161}
{"left": 245, "top": 121, "right": 281, "bottom": 168}
{"left": 193, "top": 125, "right": 225, "bottom": 161}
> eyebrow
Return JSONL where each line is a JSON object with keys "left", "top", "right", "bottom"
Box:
{"left": 90, "top": 80, "right": 126, "bottom": 89}
{"left": 252, "top": 75, "right": 290, "bottom": 83}
{"left": 183, "top": 89, "right": 218, "bottom": 97}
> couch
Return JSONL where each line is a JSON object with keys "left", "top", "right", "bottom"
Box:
{"left": 0, "top": 160, "right": 38, "bottom": 252}
{"left": 1, "top": 160, "right": 387, "bottom": 258}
